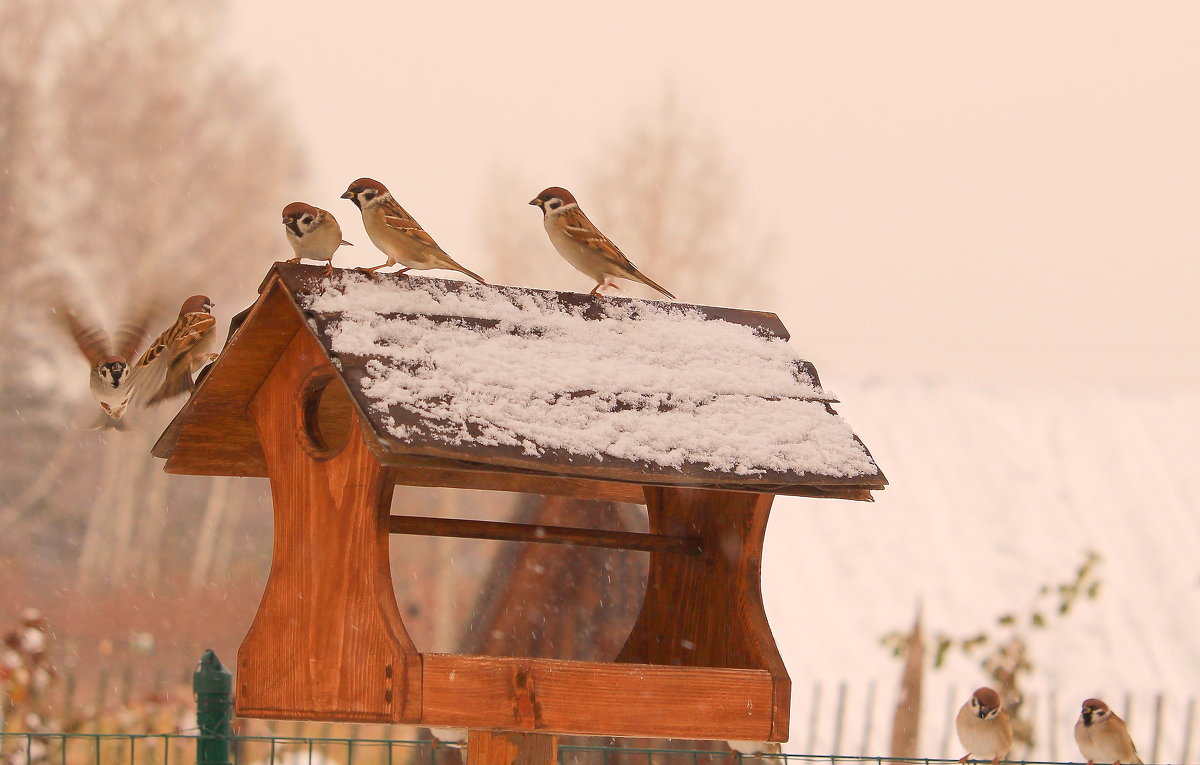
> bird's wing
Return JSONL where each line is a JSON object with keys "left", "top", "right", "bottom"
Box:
{"left": 129, "top": 312, "right": 216, "bottom": 409}
{"left": 558, "top": 208, "right": 675, "bottom": 298}
{"left": 59, "top": 308, "right": 112, "bottom": 367}
{"left": 111, "top": 292, "right": 162, "bottom": 362}
{"left": 49, "top": 288, "right": 113, "bottom": 366}
{"left": 379, "top": 201, "right": 442, "bottom": 250}
{"left": 557, "top": 206, "right": 651, "bottom": 275}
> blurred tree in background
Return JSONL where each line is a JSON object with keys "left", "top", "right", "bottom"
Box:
{"left": 480, "top": 92, "right": 778, "bottom": 308}
{"left": 0, "top": 0, "right": 301, "bottom": 668}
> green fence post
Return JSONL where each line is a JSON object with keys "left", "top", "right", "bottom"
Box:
{"left": 194, "top": 650, "right": 233, "bottom": 765}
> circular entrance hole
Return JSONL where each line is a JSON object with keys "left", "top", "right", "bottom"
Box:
{"left": 301, "top": 373, "right": 353, "bottom": 458}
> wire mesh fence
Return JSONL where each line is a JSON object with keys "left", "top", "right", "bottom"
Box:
{"left": 2, "top": 735, "right": 1198, "bottom": 765}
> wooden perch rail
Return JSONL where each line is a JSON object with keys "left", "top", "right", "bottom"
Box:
{"left": 387, "top": 514, "right": 701, "bottom": 554}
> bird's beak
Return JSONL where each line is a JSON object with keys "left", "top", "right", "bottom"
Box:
{"left": 341, "top": 191, "right": 355, "bottom": 200}
{"left": 528, "top": 198, "right": 540, "bottom": 206}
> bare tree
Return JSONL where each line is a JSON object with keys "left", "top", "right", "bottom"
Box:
{"left": 0, "top": 0, "right": 301, "bottom": 591}
{"left": 480, "top": 92, "right": 778, "bottom": 307}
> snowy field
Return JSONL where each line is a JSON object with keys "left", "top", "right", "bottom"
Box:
{"left": 763, "top": 380, "right": 1200, "bottom": 759}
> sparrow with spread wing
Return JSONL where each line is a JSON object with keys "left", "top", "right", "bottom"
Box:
{"left": 51, "top": 290, "right": 158, "bottom": 429}
{"left": 282, "top": 202, "right": 352, "bottom": 275}
{"left": 129, "top": 295, "right": 218, "bottom": 409}
{"left": 341, "top": 178, "right": 486, "bottom": 283}
{"left": 529, "top": 186, "right": 675, "bottom": 299}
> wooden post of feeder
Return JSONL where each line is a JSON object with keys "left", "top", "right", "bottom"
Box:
{"left": 467, "top": 731, "right": 558, "bottom": 765}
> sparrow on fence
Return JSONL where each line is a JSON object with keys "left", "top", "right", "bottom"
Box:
{"left": 341, "top": 178, "right": 487, "bottom": 283}
{"left": 52, "top": 290, "right": 158, "bottom": 429}
{"left": 129, "top": 295, "right": 218, "bottom": 408}
{"left": 282, "top": 202, "right": 352, "bottom": 275}
{"left": 956, "top": 687, "right": 1013, "bottom": 765}
{"left": 1075, "top": 698, "right": 1143, "bottom": 765}
{"left": 529, "top": 186, "right": 675, "bottom": 299}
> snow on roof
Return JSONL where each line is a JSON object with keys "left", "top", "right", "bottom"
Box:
{"left": 303, "top": 272, "right": 881, "bottom": 480}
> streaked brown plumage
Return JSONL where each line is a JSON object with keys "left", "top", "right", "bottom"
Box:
{"left": 341, "top": 178, "right": 486, "bottom": 284}
{"left": 529, "top": 186, "right": 675, "bottom": 299}
{"left": 1075, "top": 698, "right": 1142, "bottom": 765}
{"left": 129, "top": 295, "right": 217, "bottom": 408}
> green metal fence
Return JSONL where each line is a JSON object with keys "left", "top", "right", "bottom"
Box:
{"left": 2, "top": 735, "right": 1192, "bottom": 765}
{"left": 4, "top": 651, "right": 1194, "bottom": 765}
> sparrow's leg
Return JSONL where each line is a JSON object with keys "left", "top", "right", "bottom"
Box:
{"left": 286, "top": 257, "right": 302, "bottom": 264}
{"left": 360, "top": 262, "right": 390, "bottom": 275}
{"left": 589, "top": 284, "right": 603, "bottom": 296}
{"left": 323, "top": 261, "right": 334, "bottom": 276}
{"left": 958, "top": 755, "right": 971, "bottom": 763}
{"left": 396, "top": 268, "right": 411, "bottom": 277}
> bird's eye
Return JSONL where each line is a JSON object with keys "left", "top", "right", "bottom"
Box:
{"left": 362, "top": 190, "right": 375, "bottom": 200}
{"left": 548, "top": 199, "right": 561, "bottom": 210}
{"left": 301, "top": 215, "right": 313, "bottom": 225}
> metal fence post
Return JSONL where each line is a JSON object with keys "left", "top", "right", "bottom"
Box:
{"left": 194, "top": 650, "right": 233, "bottom": 765}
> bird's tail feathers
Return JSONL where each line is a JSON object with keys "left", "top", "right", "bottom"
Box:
{"left": 456, "top": 266, "right": 488, "bottom": 285}
{"left": 145, "top": 366, "right": 198, "bottom": 407}
{"left": 88, "top": 410, "right": 132, "bottom": 432}
{"left": 633, "top": 271, "right": 676, "bottom": 300}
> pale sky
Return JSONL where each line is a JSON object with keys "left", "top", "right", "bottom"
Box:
{"left": 228, "top": 1, "right": 1200, "bottom": 387}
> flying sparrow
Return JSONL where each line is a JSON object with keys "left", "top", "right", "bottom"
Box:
{"left": 52, "top": 292, "right": 158, "bottom": 429}
{"left": 129, "top": 295, "right": 218, "bottom": 408}
{"left": 529, "top": 186, "right": 675, "bottom": 299}
{"left": 282, "top": 202, "right": 352, "bottom": 275}
{"left": 341, "top": 178, "right": 486, "bottom": 283}
{"left": 956, "top": 687, "right": 1012, "bottom": 765}
{"left": 1075, "top": 698, "right": 1143, "bottom": 765}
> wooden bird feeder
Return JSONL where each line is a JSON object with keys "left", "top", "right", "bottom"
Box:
{"left": 153, "top": 263, "right": 886, "bottom": 753}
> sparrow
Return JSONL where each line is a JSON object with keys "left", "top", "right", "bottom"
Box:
{"left": 282, "top": 202, "right": 352, "bottom": 274}
{"left": 341, "top": 178, "right": 486, "bottom": 283}
{"left": 529, "top": 186, "right": 675, "bottom": 299}
{"left": 1075, "top": 698, "right": 1143, "bottom": 765}
{"left": 52, "top": 292, "right": 157, "bottom": 429}
{"left": 956, "top": 687, "right": 1013, "bottom": 765}
{"left": 129, "top": 295, "right": 218, "bottom": 408}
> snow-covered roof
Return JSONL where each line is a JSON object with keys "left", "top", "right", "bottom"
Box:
{"left": 154, "top": 263, "right": 886, "bottom": 500}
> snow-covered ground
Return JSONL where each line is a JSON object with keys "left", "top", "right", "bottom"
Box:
{"left": 763, "top": 380, "right": 1200, "bottom": 759}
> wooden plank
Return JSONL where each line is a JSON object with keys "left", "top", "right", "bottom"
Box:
{"left": 387, "top": 514, "right": 700, "bottom": 554}
{"left": 385, "top": 463, "right": 648, "bottom": 504}
{"left": 617, "top": 487, "right": 791, "bottom": 741}
{"left": 421, "top": 654, "right": 781, "bottom": 741}
{"left": 466, "top": 731, "right": 557, "bottom": 765}
{"left": 236, "top": 330, "right": 420, "bottom": 724}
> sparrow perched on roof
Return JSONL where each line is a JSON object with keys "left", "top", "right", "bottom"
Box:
{"left": 52, "top": 292, "right": 158, "bottom": 429}
{"left": 341, "top": 178, "right": 486, "bottom": 283}
{"left": 282, "top": 202, "right": 352, "bottom": 275}
{"left": 129, "top": 295, "right": 218, "bottom": 408}
{"left": 529, "top": 186, "right": 675, "bottom": 299}
{"left": 956, "top": 687, "right": 1012, "bottom": 765}
{"left": 1075, "top": 699, "right": 1143, "bottom": 765}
